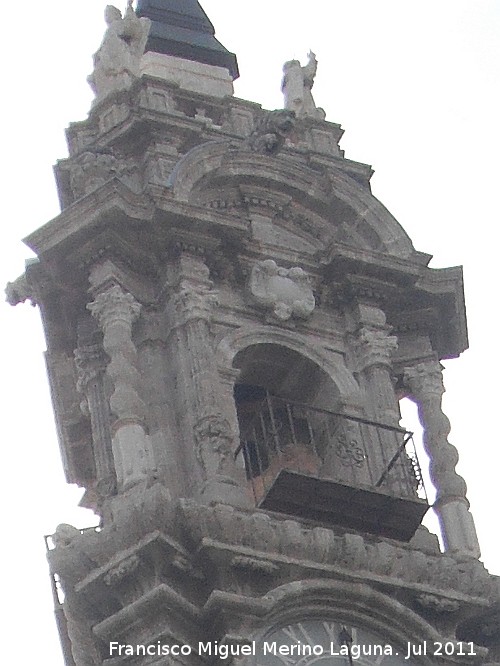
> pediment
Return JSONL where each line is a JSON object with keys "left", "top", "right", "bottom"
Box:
{"left": 167, "top": 140, "right": 417, "bottom": 259}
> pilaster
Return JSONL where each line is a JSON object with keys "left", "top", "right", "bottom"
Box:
{"left": 169, "top": 249, "right": 248, "bottom": 507}
{"left": 74, "top": 343, "right": 117, "bottom": 500}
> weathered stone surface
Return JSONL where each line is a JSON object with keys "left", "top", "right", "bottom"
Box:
{"left": 8, "top": 4, "right": 499, "bottom": 663}
{"left": 404, "top": 359, "right": 481, "bottom": 558}
{"left": 141, "top": 52, "right": 234, "bottom": 97}
{"left": 282, "top": 51, "right": 325, "bottom": 120}
{"left": 248, "top": 259, "right": 315, "bottom": 320}
{"left": 247, "top": 109, "right": 296, "bottom": 155}
{"left": 88, "top": 3, "right": 151, "bottom": 105}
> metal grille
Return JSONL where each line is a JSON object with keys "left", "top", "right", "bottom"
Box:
{"left": 235, "top": 393, "right": 427, "bottom": 506}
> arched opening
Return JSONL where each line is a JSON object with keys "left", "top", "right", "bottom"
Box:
{"left": 231, "top": 343, "right": 428, "bottom": 541}
{"left": 233, "top": 344, "right": 340, "bottom": 483}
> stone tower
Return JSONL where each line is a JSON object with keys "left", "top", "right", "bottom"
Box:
{"left": 7, "top": 1, "right": 500, "bottom": 664}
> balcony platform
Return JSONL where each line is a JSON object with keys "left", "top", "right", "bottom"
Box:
{"left": 258, "top": 469, "right": 429, "bottom": 541}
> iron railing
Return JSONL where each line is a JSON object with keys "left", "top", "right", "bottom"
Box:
{"left": 235, "top": 394, "right": 427, "bottom": 506}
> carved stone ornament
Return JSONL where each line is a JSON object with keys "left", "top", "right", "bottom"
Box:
{"left": 173, "top": 281, "right": 218, "bottom": 325}
{"left": 282, "top": 51, "right": 326, "bottom": 120}
{"left": 68, "top": 151, "right": 137, "bottom": 199}
{"left": 194, "top": 414, "right": 234, "bottom": 478}
{"left": 247, "top": 109, "right": 296, "bottom": 155}
{"left": 249, "top": 259, "right": 315, "bottom": 321}
{"left": 88, "top": 2, "right": 151, "bottom": 104}
{"left": 74, "top": 344, "right": 105, "bottom": 394}
{"left": 179, "top": 500, "right": 499, "bottom": 600}
{"left": 354, "top": 326, "right": 398, "bottom": 370}
{"left": 404, "top": 360, "right": 445, "bottom": 398}
{"left": 88, "top": 285, "right": 141, "bottom": 330}
{"left": 5, "top": 274, "right": 35, "bottom": 306}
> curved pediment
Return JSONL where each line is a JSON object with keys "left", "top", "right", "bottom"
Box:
{"left": 167, "top": 140, "right": 416, "bottom": 258}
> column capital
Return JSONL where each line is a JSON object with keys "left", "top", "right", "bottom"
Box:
{"left": 172, "top": 280, "right": 218, "bottom": 325}
{"left": 353, "top": 326, "right": 398, "bottom": 371}
{"left": 88, "top": 284, "right": 141, "bottom": 328}
{"left": 404, "top": 359, "right": 444, "bottom": 398}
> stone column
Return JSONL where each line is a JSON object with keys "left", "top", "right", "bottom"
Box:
{"left": 351, "top": 323, "right": 401, "bottom": 489}
{"left": 74, "top": 343, "right": 117, "bottom": 500}
{"left": 170, "top": 251, "right": 247, "bottom": 506}
{"left": 88, "top": 284, "right": 152, "bottom": 490}
{"left": 404, "top": 360, "right": 481, "bottom": 558}
{"left": 354, "top": 325, "right": 399, "bottom": 426}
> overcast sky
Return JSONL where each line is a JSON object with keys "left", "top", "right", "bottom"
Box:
{"left": 1, "top": 1, "right": 499, "bottom": 663}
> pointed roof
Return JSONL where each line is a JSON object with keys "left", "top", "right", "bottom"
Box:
{"left": 136, "top": 0, "right": 239, "bottom": 79}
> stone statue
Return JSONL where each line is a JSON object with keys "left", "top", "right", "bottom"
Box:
{"left": 88, "top": 1, "right": 151, "bottom": 104}
{"left": 281, "top": 51, "right": 325, "bottom": 120}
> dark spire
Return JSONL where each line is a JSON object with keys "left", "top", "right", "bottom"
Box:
{"left": 136, "top": 0, "right": 239, "bottom": 80}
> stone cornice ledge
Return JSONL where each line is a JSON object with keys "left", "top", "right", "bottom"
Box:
{"left": 24, "top": 181, "right": 249, "bottom": 259}
{"left": 93, "top": 583, "right": 201, "bottom": 642}
{"left": 198, "top": 538, "right": 491, "bottom": 608}
{"left": 179, "top": 501, "right": 499, "bottom": 603}
{"left": 74, "top": 530, "right": 191, "bottom": 594}
{"left": 24, "top": 179, "right": 154, "bottom": 256}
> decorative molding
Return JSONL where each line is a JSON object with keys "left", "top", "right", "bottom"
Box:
{"left": 181, "top": 501, "right": 497, "bottom": 601}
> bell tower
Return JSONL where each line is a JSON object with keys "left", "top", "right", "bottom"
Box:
{"left": 8, "top": 1, "right": 500, "bottom": 664}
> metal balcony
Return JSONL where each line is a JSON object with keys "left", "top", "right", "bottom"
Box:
{"left": 235, "top": 394, "right": 428, "bottom": 541}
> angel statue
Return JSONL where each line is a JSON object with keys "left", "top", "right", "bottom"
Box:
{"left": 281, "top": 51, "right": 325, "bottom": 120}
{"left": 88, "top": 1, "right": 151, "bottom": 104}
